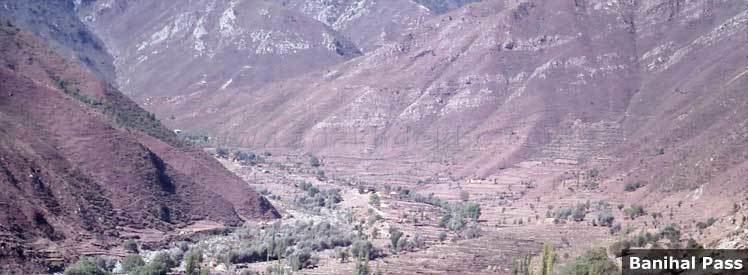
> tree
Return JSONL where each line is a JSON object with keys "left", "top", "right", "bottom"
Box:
{"left": 438, "top": 232, "right": 448, "bottom": 242}
{"left": 464, "top": 202, "right": 482, "bottom": 221}
{"left": 563, "top": 247, "right": 617, "bottom": 275}
{"left": 541, "top": 244, "right": 556, "bottom": 275}
{"left": 123, "top": 240, "right": 139, "bottom": 253}
{"left": 65, "top": 257, "right": 107, "bottom": 275}
{"left": 185, "top": 249, "right": 204, "bottom": 275}
{"left": 369, "top": 193, "right": 381, "bottom": 208}
{"left": 389, "top": 227, "right": 404, "bottom": 253}
{"left": 354, "top": 254, "right": 370, "bottom": 275}
{"left": 121, "top": 255, "right": 145, "bottom": 273}
{"left": 336, "top": 247, "right": 349, "bottom": 263}
{"left": 309, "top": 155, "right": 321, "bottom": 167}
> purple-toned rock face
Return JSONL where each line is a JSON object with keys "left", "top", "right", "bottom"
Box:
{"left": 129, "top": 0, "right": 746, "bottom": 183}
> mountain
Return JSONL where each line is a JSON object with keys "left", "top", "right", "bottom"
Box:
{"left": 0, "top": 0, "right": 115, "bottom": 83}
{"left": 0, "top": 23, "right": 277, "bottom": 273}
{"left": 415, "top": 0, "right": 482, "bottom": 14}
{"left": 75, "top": 0, "right": 364, "bottom": 100}
{"left": 278, "top": 0, "right": 433, "bottom": 51}
{"left": 157, "top": 0, "right": 747, "bottom": 200}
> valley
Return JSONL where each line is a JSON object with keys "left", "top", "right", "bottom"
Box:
{"left": 0, "top": 0, "right": 747, "bottom": 274}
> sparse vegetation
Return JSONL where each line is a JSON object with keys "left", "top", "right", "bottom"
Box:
{"left": 696, "top": 217, "right": 717, "bottom": 229}
{"left": 369, "top": 193, "right": 381, "bottom": 208}
{"left": 64, "top": 257, "right": 107, "bottom": 275}
{"left": 624, "top": 182, "right": 644, "bottom": 192}
{"left": 624, "top": 204, "right": 646, "bottom": 219}
{"left": 389, "top": 227, "right": 404, "bottom": 253}
{"left": 121, "top": 254, "right": 145, "bottom": 273}
{"left": 184, "top": 249, "right": 204, "bottom": 275}
{"left": 563, "top": 247, "right": 617, "bottom": 275}
{"left": 294, "top": 182, "right": 342, "bottom": 212}
{"left": 123, "top": 240, "right": 139, "bottom": 253}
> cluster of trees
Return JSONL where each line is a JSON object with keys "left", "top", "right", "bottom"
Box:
{"left": 294, "top": 182, "right": 342, "bottom": 212}
{"left": 65, "top": 241, "right": 206, "bottom": 275}
{"left": 225, "top": 220, "right": 356, "bottom": 271}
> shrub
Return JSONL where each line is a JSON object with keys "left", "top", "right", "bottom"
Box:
{"left": 609, "top": 223, "right": 622, "bottom": 235}
{"left": 659, "top": 224, "right": 681, "bottom": 245}
{"left": 123, "top": 240, "right": 139, "bottom": 253}
{"left": 696, "top": 217, "right": 717, "bottom": 229}
{"left": 413, "top": 234, "right": 426, "bottom": 248}
{"left": 464, "top": 202, "right": 481, "bottom": 221}
{"left": 463, "top": 225, "right": 481, "bottom": 239}
{"left": 369, "top": 193, "right": 381, "bottom": 208}
{"left": 595, "top": 211, "right": 615, "bottom": 227}
{"left": 389, "top": 227, "right": 403, "bottom": 253}
{"left": 624, "top": 205, "right": 646, "bottom": 219}
{"left": 121, "top": 255, "right": 145, "bottom": 273}
{"left": 336, "top": 247, "right": 349, "bottom": 263}
{"left": 608, "top": 240, "right": 631, "bottom": 258}
{"left": 563, "top": 247, "right": 617, "bottom": 275}
{"left": 184, "top": 249, "right": 204, "bottom": 275}
{"left": 350, "top": 240, "right": 374, "bottom": 260}
{"left": 354, "top": 255, "right": 370, "bottom": 275}
{"left": 288, "top": 248, "right": 314, "bottom": 271}
{"left": 309, "top": 155, "right": 321, "bottom": 167}
{"left": 233, "top": 151, "right": 256, "bottom": 162}
{"left": 460, "top": 190, "right": 470, "bottom": 202}
{"left": 216, "top": 148, "right": 230, "bottom": 158}
{"left": 624, "top": 182, "right": 644, "bottom": 192}
{"left": 438, "top": 232, "right": 448, "bottom": 242}
{"left": 65, "top": 257, "right": 107, "bottom": 275}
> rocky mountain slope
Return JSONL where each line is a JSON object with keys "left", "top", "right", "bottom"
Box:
{"left": 0, "top": 0, "right": 115, "bottom": 83}
{"left": 76, "top": 0, "right": 365, "bottom": 100}
{"left": 156, "top": 0, "right": 747, "bottom": 205}
{"left": 75, "top": 0, "right": 482, "bottom": 102}
{"left": 0, "top": 24, "right": 277, "bottom": 273}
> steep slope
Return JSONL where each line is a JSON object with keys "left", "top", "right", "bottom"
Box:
{"left": 0, "top": 0, "right": 115, "bottom": 83}
{"left": 162, "top": 0, "right": 747, "bottom": 194}
{"left": 0, "top": 24, "right": 277, "bottom": 273}
{"left": 76, "top": 0, "right": 362, "bottom": 100}
{"left": 415, "top": 0, "right": 482, "bottom": 14}
{"left": 280, "top": 0, "right": 432, "bottom": 51}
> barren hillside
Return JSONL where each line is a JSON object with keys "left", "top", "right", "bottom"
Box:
{"left": 159, "top": 0, "right": 747, "bottom": 187}
{"left": 0, "top": 24, "right": 277, "bottom": 273}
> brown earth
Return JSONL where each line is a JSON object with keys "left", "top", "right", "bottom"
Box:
{"left": 0, "top": 25, "right": 277, "bottom": 273}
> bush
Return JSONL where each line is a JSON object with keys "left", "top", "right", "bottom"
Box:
{"left": 121, "top": 255, "right": 145, "bottom": 273}
{"left": 389, "top": 227, "right": 403, "bottom": 253}
{"left": 563, "top": 247, "right": 618, "bottom": 275}
{"left": 438, "top": 232, "right": 448, "bottom": 242}
{"left": 595, "top": 211, "right": 615, "bottom": 227}
{"left": 696, "top": 217, "right": 717, "bottom": 229}
{"left": 608, "top": 240, "right": 631, "bottom": 258}
{"left": 336, "top": 247, "right": 349, "bottom": 263}
{"left": 369, "top": 193, "right": 381, "bottom": 208}
{"left": 65, "top": 257, "right": 107, "bottom": 275}
{"left": 463, "top": 225, "right": 481, "bottom": 239}
{"left": 624, "top": 205, "right": 646, "bottom": 219}
{"left": 123, "top": 240, "right": 139, "bottom": 253}
{"left": 184, "top": 249, "right": 204, "bottom": 275}
{"left": 659, "top": 224, "right": 681, "bottom": 245}
{"left": 216, "top": 148, "right": 230, "bottom": 159}
{"left": 624, "top": 182, "right": 644, "bottom": 192}
{"left": 460, "top": 190, "right": 470, "bottom": 202}
{"left": 288, "top": 248, "right": 314, "bottom": 271}
{"left": 350, "top": 240, "right": 374, "bottom": 260}
{"left": 309, "top": 155, "right": 321, "bottom": 167}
